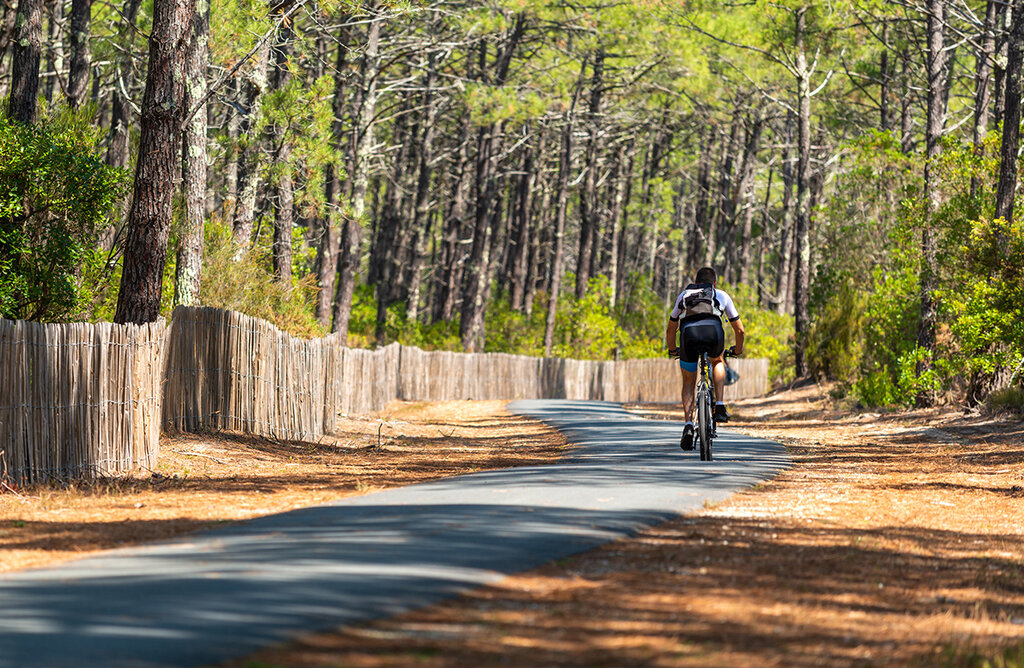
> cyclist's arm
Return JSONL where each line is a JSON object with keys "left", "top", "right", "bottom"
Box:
{"left": 665, "top": 319, "right": 679, "bottom": 351}
{"left": 729, "top": 317, "right": 746, "bottom": 355}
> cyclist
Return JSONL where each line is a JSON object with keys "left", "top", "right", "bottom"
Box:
{"left": 665, "top": 266, "right": 745, "bottom": 451}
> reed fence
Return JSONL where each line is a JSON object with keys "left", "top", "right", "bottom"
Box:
{"left": 0, "top": 318, "right": 164, "bottom": 485}
{"left": 2, "top": 305, "right": 769, "bottom": 483}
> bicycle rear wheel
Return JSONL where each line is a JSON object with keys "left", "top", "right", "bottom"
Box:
{"left": 697, "top": 387, "right": 713, "bottom": 461}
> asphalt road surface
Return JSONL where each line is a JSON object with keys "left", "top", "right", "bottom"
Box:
{"left": 0, "top": 399, "right": 790, "bottom": 668}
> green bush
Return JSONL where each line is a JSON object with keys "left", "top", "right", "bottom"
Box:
{"left": 0, "top": 105, "right": 129, "bottom": 321}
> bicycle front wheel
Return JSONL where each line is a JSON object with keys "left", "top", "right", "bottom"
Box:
{"left": 697, "top": 387, "right": 713, "bottom": 461}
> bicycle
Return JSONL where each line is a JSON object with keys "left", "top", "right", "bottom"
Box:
{"left": 675, "top": 346, "right": 737, "bottom": 461}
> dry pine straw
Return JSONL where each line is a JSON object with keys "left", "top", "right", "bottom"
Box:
{"left": 223, "top": 386, "right": 1024, "bottom": 668}
{"left": 0, "top": 400, "right": 566, "bottom": 574}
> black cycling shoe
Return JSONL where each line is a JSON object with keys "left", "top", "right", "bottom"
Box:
{"left": 714, "top": 404, "right": 730, "bottom": 423}
{"left": 680, "top": 424, "right": 695, "bottom": 451}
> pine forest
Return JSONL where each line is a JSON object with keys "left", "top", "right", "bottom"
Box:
{"left": 2, "top": 0, "right": 1023, "bottom": 409}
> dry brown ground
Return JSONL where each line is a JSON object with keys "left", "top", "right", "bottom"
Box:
{"left": 223, "top": 386, "right": 1024, "bottom": 668}
{"left": 0, "top": 401, "right": 566, "bottom": 573}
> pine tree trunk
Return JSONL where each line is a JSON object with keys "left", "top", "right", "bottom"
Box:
{"left": 544, "top": 110, "right": 576, "bottom": 356}
{"left": 574, "top": 49, "right": 604, "bottom": 299}
{"left": 0, "top": 0, "right": 17, "bottom": 98}
{"left": 104, "top": 0, "right": 142, "bottom": 168}
{"left": 736, "top": 115, "right": 763, "bottom": 285}
{"left": 269, "top": 29, "right": 294, "bottom": 282}
{"left": 231, "top": 39, "right": 272, "bottom": 250}
{"left": 994, "top": 0, "right": 1023, "bottom": 226}
{"left": 916, "top": 0, "right": 950, "bottom": 406}
{"left": 331, "top": 6, "right": 382, "bottom": 338}
{"left": 173, "top": 0, "right": 209, "bottom": 306}
{"left": 509, "top": 137, "right": 536, "bottom": 312}
{"left": 971, "top": 0, "right": 998, "bottom": 199}
{"left": 66, "top": 0, "right": 91, "bottom": 108}
{"left": 775, "top": 117, "right": 795, "bottom": 313}
{"left": 314, "top": 33, "right": 348, "bottom": 328}
{"left": 609, "top": 141, "right": 634, "bottom": 307}
{"left": 114, "top": 0, "right": 192, "bottom": 324}
{"left": 405, "top": 60, "right": 438, "bottom": 323}
{"left": 7, "top": 0, "right": 42, "bottom": 123}
{"left": 793, "top": 7, "right": 813, "bottom": 378}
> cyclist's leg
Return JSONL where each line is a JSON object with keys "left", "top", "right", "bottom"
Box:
{"left": 680, "top": 365, "right": 697, "bottom": 421}
{"left": 678, "top": 323, "right": 701, "bottom": 423}
{"left": 711, "top": 355, "right": 726, "bottom": 404}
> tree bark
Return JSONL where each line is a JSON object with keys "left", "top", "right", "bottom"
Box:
{"left": 0, "top": 0, "right": 17, "bottom": 98}
{"left": 459, "top": 15, "right": 525, "bottom": 351}
{"left": 269, "top": 29, "right": 294, "bottom": 282}
{"left": 543, "top": 100, "right": 580, "bottom": 356}
{"left": 775, "top": 116, "right": 795, "bottom": 314}
{"left": 916, "top": 0, "right": 950, "bottom": 406}
{"left": 173, "top": 0, "right": 209, "bottom": 306}
{"left": 7, "top": 0, "right": 43, "bottom": 123}
{"left": 114, "top": 0, "right": 192, "bottom": 324}
{"left": 736, "top": 113, "right": 763, "bottom": 285}
{"left": 66, "top": 0, "right": 92, "bottom": 108}
{"left": 994, "top": 0, "right": 1023, "bottom": 226}
{"left": 314, "top": 32, "right": 348, "bottom": 328}
{"left": 971, "top": 0, "right": 998, "bottom": 200}
{"left": 105, "top": 0, "right": 143, "bottom": 169}
{"left": 405, "top": 58, "right": 438, "bottom": 323}
{"left": 331, "top": 6, "right": 382, "bottom": 338}
{"left": 574, "top": 49, "right": 604, "bottom": 299}
{"left": 230, "top": 38, "right": 272, "bottom": 250}
{"left": 509, "top": 134, "right": 537, "bottom": 312}
{"left": 793, "top": 7, "right": 813, "bottom": 378}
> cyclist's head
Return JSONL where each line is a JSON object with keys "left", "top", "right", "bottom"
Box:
{"left": 695, "top": 267, "right": 716, "bottom": 285}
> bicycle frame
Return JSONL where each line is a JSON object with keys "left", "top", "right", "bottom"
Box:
{"left": 695, "top": 352, "right": 716, "bottom": 460}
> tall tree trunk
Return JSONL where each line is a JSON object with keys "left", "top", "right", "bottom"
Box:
{"left": 916, "top": 0, "right": 950, "bottom": 405}
{"left": 231, "top": 38, "right": 272, "bottom": 250}
{"left": 609, "top": 141, "right": 634, "bottom": 307}
{"left": 173, "top": 0, "right": 209, "bottom": 306}
{"left": 707, "top": 108, "right": 742, "bottom": 268}
{"left": 331, "top": 5, "right": 382, "bottom": 338}
{"left": 315, "top": 31, "right": 348, "bottom": 327}
{"left": 66, "top": 0, "right": 91, "bottom": 108}
{"left": 459, "top": 15, "right": 525, "bottom": 351}
{"left": 793, "top": 7, "right": 813, "bottom": 378}
{"left": 736, "top": 113, "right": 763, "bottom": 285}
{"left": 775, "top": 116, "right": 795, "bottom": 313}
{"left": 691, "top": 122, "right": 714, "bottom": 269}
{"left": 114, "top": 0, "right": 192, "bottom": 324}
{"left": 995, "top": 0, "right": 1023, "bottom": 226}
{"left": 7, "top": 0, "right": 43, "bottom": 123}
{"left": 269, "top": 30, "right": 294, "bottom": 282}
{"left": 574, "top": 49, "right": 604, "bottom": 299}
{"left": 0, "top": 0, "right": 17, "bottom": 98}
{"left": 42, "top": 0, "right": 60, "bottom": 102}
{"left": 104, "top": 0, "right": 142, "bottom": 168}
{"left": 509, "top": 134, "right": 537, "bottom": 312}
{"left": 970, "top": 0, "right": 999, "bottom": 197}
{"left": 433, "top": 123, "right": 471, "bottom": 324}
{"left": 405, "top": 59, "right": 439, "bottom": 323}
{"left": 543, "top": 112, "right": 575, "bottom": 357}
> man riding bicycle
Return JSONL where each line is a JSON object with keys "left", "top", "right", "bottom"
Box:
{"left": 665, "top": 267, "right": 746, "bottom": 451}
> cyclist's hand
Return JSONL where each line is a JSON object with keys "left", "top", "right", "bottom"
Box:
{"left": 667, "top": 348, "right": 680, "bottom": 359}
{"left": 726, "top": 345, "right": 741, "bottom": 357}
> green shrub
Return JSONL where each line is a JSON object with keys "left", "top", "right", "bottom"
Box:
{"left": 0, "top": 105, "right": 129, "bottom": 321}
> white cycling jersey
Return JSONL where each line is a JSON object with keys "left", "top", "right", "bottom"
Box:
{"left": 669, "top": 287, "right": 740, "bottom": 323}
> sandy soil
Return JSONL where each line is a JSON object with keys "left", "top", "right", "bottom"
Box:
{"left": 222, "top": 386, "right": 1024, "bottom": 668}
{"left": 0, "top": 400, "right": 567, "bottom": 573}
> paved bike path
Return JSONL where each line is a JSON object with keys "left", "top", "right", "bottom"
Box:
{"left": 0, "top": 400, "right": 789, "bottom": 668}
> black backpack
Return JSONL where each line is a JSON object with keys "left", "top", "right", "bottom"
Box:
{"left": 679, "top": 283, "right": 722, "bottom": 320}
